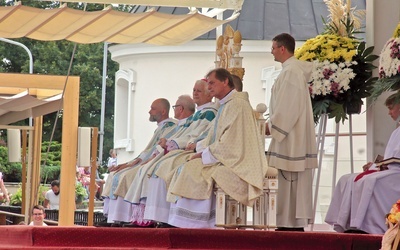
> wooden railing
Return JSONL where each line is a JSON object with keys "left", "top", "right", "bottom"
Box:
{"left": 0, "top": 206, "right": 105, "bottom": 226}
{"left": 0, "top": 210, "right": 58, "bottom": 225}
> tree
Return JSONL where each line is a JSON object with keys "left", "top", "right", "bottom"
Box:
{"left": 0, "top": 1, "right": 119, "bottom": 163}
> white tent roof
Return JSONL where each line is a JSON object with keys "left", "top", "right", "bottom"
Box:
{"left": 0, "top": 90, "right": 62, "bottom": 124}
{"left": 54, "top": 0, "right": 244, "bottom": 10}
{"left": 0, "top": 3, "right": 233, "bottom": 45}
{"left": 0, "top": 73, "right": 76, "bottom": 125}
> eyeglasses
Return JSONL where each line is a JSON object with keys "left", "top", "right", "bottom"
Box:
{"left": 172, "top": 105, "right": 182, "bottom": 109}
{"left": 32, "top": 213, "right": 43, "bottom": 216}
{"left": 271, "top": 45, "right": 282, "bottom": 51}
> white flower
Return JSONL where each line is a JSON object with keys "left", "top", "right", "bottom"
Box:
{"left": 379, "top": 37, "right": 400, "bottom": 78}
{"left": 309, "top": 60, "right": 356, "bottom": 97}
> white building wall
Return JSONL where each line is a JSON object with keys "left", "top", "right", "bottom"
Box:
{"left": 109, "top": 40, "right": 279, "bottom": 163}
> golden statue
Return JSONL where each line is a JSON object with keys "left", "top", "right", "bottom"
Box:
{"left": 215, "top": 25, "right": 245, "bottom": 80}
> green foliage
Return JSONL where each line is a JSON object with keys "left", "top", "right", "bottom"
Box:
{"left": 41, "top": 141, "right": 62, "bottom": 167}
{"left": 0, "top": 140, "right": 61, "bottom": 182}
{"left": 75, "top": 182, "right": 88, "bottom": 201}
{"left": 370, "top": 76, "right": 400, "bottom": 101}
{"left": 312, "top": 99, "right": 330, "bottom": 123}
{"left": 40, "top": 165, "right": 60, "bottom": 184}
{"left": 0, "top": 146, "right": 22, "bottom": 182}
{"left": 9, "top": 185, "right": 22, "bottom": 206}
{"left": 10, "top": 184, "right": 48, "bottom": 206}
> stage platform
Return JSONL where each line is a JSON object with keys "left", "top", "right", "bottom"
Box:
{"left": 0, "top": 226, "right": 382, "bottom": 249}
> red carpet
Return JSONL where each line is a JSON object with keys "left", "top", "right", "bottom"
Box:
{"left": 0, "top": 226, "right": 382, "bottom": 249}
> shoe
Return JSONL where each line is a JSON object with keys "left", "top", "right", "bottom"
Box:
{"left": 344, "top": 229, "right": 368, "bottom": 234}
{"left": 155, "top": 222, "right": 176, "bottom": 228}
{"left": 122, "top": 223, "right": 139, "bottom": 228}
{"left": 95, "top": 221, "right": 112, "bottom": 227}
{"left": 275, "top": 227, "right": 304, "bottom": 232}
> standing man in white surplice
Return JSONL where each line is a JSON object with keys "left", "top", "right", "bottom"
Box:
{"left": 265, "top": 33, "right": 318, "bottom": 231}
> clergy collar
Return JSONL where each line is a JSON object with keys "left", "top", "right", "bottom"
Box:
{"left": 196, "top": 102, "right": 214, "bottom": 111}
{"left": 282, "top": 56, "right": 296, "bottom": 68}
{"left": 157, "top": 117, "right": 174, "bottom": 127}
{"left": 219, "top": 89, "right": 237, "bottom": 105}
{"left": 177, "top": 117, "right": 188, "bottom": 126}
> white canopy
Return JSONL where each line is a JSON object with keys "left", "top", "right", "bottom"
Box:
{"left": 0, "top": 3, "right": 233, "bottom": 45}
{"left": 43, "top": 0, "right": 244, "bottom": 10}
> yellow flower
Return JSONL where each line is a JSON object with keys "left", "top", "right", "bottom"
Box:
{"left": 343, "top": 50, "right": 357, "bottom": 62}
{"left": 393, "top": 23, "right": 400, "bottom": 38}
{"left": 388, "top": 214, "right": 397, "bottom": 224}
{"left": 395, "top": 213, "right": 400, "bottom": 222}
{"left": 296, "top": 34, "right": 358, "bottom": 63}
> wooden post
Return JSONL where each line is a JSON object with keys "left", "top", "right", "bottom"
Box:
{"left": 58, "top": 77, "right": 80, "bottom": 226}
{"left": 25, "top": 126, "right": 34, "bottom": 224}
{"left": 21, "top": 130, "right": 27, "bottom": 216}
{"left": 30, "top": 117, "right": 43, "bottom": 214}
{"left": 88, "top": 127, "right": 98, "bottom": 226}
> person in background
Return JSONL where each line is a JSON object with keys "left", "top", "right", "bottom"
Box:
{"left": 231, "top": 74, "right": 243, "bottom": 92}
{"left": 95, "top": 166, "right": 105, "bottom": 201}
{"left": 0, "top": 172, "right": 9, "bottom": 204}
{"left": 44, "top": 180, "right": 60, "bottom": 210}
{"left": 29, "top": 205, "right": 47, "bottom": 226}
{"left": 107, "top": 149, "right": 117, "bottom": 172}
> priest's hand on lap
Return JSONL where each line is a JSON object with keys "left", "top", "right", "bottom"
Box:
{"left": 189, "top": 152, "right": 202, "bottom": 161}
{"left": 185, "top": 142, "right": 196, "bottom": 151}
{"left": 158, "top": 138, "right": 167, "bottom": 149}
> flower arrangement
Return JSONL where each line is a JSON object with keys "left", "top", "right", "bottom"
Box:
{"left": 296, "top": 34, "right": 358, "bottom": 62}
{"left": 309, "top": 59, "right": 356, "bottom": 97}
{"left": 387, "top": 200, "right": 400, "bottom": 225}
{"left": 370, "top": 23, "right": 400, "bottom": 99}
{"left": 381, "top": 200, "right": 400, "bottom": 250}
{"left": 295, "top": 0, "right": 378, "bottom": 123}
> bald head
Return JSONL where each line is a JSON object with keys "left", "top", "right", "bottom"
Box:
{"left": 149, "top": 98, "right": 170, "bottom": 123}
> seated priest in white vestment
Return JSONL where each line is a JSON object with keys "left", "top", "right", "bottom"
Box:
{"left": 101, "top": 98, "right": 177, "bottom": 223}
{"left": 106, "top": 95, "right": 198, "bottom": 224}
{"left": 325, "top": 93, "right": 400, "bottom": 234}
{"left": 156, "top": 68, "right": 267, "bottom": 228}
{"left": 124, "top": 80, "right": 217, "bottom": 226}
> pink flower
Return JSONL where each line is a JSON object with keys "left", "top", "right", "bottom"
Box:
{"left": 330, "top": 81, "right": 340, "bottom": 97}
